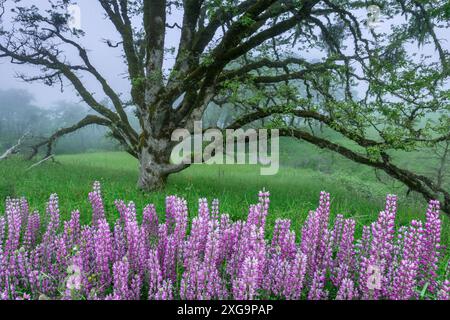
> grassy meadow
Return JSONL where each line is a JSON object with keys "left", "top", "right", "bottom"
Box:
{"left": 1, "top": 141, "right": 448, "bottom": 256}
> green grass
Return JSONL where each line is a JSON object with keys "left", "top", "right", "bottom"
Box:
{"left": 1, "top": 151, "right": 448, "bottom": 251}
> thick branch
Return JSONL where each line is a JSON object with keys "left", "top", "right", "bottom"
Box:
{"left": 27, "top": 115, "right": 112, "bottom": 160}
{"left": 279, "top": 128, "right": 450, "bottom": 215}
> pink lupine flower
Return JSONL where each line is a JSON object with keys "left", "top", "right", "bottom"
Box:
{"left": 155, "top": 279, "right": 173, "bottom": 300}
{"left": 88, "top": 181, "right": 105, "bottom": 227}
{"left": 336, "top": 278, "right": 356, "bottom": 300}
{"left": 0, "top": 216, "right": 5, "bottom": 247}
{"left": 283, "top": 251, "right": 307, "bottom": 300}
{"left": 420, "top": 200, "right": 441, "bottom": 292}
{"left": 112, "top": 257, "right": 130, "bottom": 300}
{"left": 142, "top": 204, "right": 159, "bottom": 244}
{"left": 307, "top": 268, "right": 327, "bottom": 300}
{"left": 437, "top": 280, "right": 449, "bottom": 300}
{"left": 232, "top": 255, "right": 259, "bottom": 300}
{"left": 332, "top": 219, "right": 356, "bottom": 287}
{"left": 0, "top": 185, "right": 446, "bottom": 300}
{"left": 5, "top": 198, "right": 22, "bottom": 254}
{"left": 94, "top": 218, "right": 113, "bottom": 290}
{"left": 147, "top": 249, "right": 162, "bottom": 299}
{"left": 390, "top": 259, "right": 418, "bottom": 300}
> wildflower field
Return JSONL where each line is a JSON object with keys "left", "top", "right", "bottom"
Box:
{"left": 0, "top": 168, "right": 449, "bottom": 299}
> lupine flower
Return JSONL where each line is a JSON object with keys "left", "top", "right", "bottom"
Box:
{"left": 437, "top": 280, "right": 449, "bottom": 300}
{"left": 155, "top": 280, "right": 173, "bottom": 300}
{"left": 283, "top": 251, "right": 307, "bottom": 299}
{"left": 307, "top": 268, "right": 327, "bottom": 300}
{"left": 336, "top": 278, "right": 356, "bottom": 300}
{"left": 112, "top": 257, "right": 130, "bottom": 300}
{"left": 94, "top": 218, "right": 113, "bottom": 290}
{"left": 0, "top": 216, "right": 5, "bottom": 248}
{"left": 142, "top": 204, "right": 159, "bottom": 244}
{"left": 332, "top": 219, "right": 356, "bottom": 287}
{"left": 232, "top": 255, "right": 259, "bottom": 300}
{"left": 0, "top": 183, "right": 447, "bottom": 300}
{"left": 420, "top": 200, "right": 441, "bottom": 292}
{"left": 24, "top": 212, "right": 40, "bottom": 249}
{"left": 89, "top": 181, "right": 105, "bottom": 227}
{"left": 390, "top": 258, "right": 417, "bottom": 300}
{"left": 147, "top": 249, "right": 162, "bottom": 299}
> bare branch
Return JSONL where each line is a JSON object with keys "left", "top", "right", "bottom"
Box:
{"left": 0, "top": 131, "right": 30, "bottom": 161}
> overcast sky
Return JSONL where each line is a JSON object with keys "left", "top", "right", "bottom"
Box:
{"left": 0, "top": 1, "right": 447, "bottom": 108}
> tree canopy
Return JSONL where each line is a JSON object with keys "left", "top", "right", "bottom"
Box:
{"left": 0, "top": 0, "right": 449, "bottom": 212}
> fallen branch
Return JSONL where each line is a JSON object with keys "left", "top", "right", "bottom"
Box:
{"left": 0, "top": 131, "right": 30, "bottom": 161}
{"left": 26, "top": 155, "right": 56, "bottom": 171}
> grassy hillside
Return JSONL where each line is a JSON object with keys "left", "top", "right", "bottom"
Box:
{"left": 0, "top": 151, "right": 448, "bottom": 250}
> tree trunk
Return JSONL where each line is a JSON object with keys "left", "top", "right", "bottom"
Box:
{"left": 137, "top": 136, "right": 172, "bottom": 191}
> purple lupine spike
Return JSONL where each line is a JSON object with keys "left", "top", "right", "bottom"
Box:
{"left": 232, "top": 255, "right": 259, "bottom": 300}
{"left": 437, "top": 280, "right": 449, "bottom": 300}
{"left": 165, "top": 195, "right": 177, "bottom": 231}
{"left": 126, "top": 201, "right": 137, "bottom": 223}
{"left": 402, "top": 220, "right": 424, "bottom": 264}
{"left": 112, "top": 257, "right": 130, "bottom": 300}
{"left": 247, "top": 202, "right": 268, "bottom": 231}
{"left": 307, "top": 268, "right": 327, "bottom": 300}
{"left": 390, "top": 259, "right": 417, "bottom": 300}
{"left": 300, "top": 192, "right": 332, "bottom": 280}
{"left": 336, "top": 278, "right": 356, "bottom": 300}
{"left": 113, "top": 220, "right": 126, "bottom": 262}
{"left": 263, "top": 249, "right": 286, "bottom": 296}
{"left": 181, "top": 223, "right": 225, "bottom": 300}
{"left": 0, "top": 216, "right": 5, "bottom": 249}
{"left": 53, "top": 235, "right": 68, "bottom": 284}
{"left": 79, "top": 226, "right": 96, "bottom": 295}
{"left": 24, "top": 211, "right": 40, "bottom": 250}
{"left": 331, "top": 214, "right": 345, "bottom": 250}
{"left": 283, "top": 251, "right": 307, "bottom": 300}
{"left": 148, "top": 249, "right": 162, "bottom": 299}
{"left": 161, "top": 235, "right": 177, "bottom": 282}
{"left": 63, "top": 210, "right": 80, "bottom": 249}
{"left": 114, "top": 199, "right": 128, "bottom": 222}
{"left": 229, "top": 221, "right": 266, "bottom": 287}
{"left": 42, "top": 194, "right": 60, "bottom": 250}
{"left": 362, "top": 196, "right": 397, "bottom": 299}
{"left": 257, "top": 189, "right": 270, "bottom": 230}
{"left": 271, "top": 219, "right": 296, "bottom": 260}
{"left": 157, "top": 223, "right": 168, "bottom": 273}
{"left": 88, "top": 181, "right": 105, "bottom": 227}
{"left": 211, "top": 199, "right": 220, "bottom": 222}
{"left": 137, "top": 225, "right": 149, "bottom": 277}
{"left": 19, "top": 197, "right": 29, "bottom": 234}
{"left": 420, "top": 200, "right": 441, "bottom": 293}
{"left": 130, "top": 274, "right": 142, "bottom": 300}
{"left": 0, "top": 244, "right": 5, "bottom": 287}
{"left": 5, "top": 198, "right": 22, "bottom": 255}
{"left": 184, "top": 215, "right": 209, "bottom": 268}
{"left": 173, "top": 197, "right": 188, "bottom": 259}
{"left": 122, "top": 202, "right": 141, "bottom": 273}
{"left": 198, "top": 198, "right": 210, "bottom": 221}
{"left": 219, "top": 214, "right": 231, "bottom": 231}
{"left": 155, "top": 279, "right": 173, "bottom": 300}
{"left": 332, "top": 219, "right": 356, "bottom": 287}
{"left": 142, "top": 204, "right": 159, "bottom": 242}
{"left": 94, "top": 218, "right": 113, "bottom": 291}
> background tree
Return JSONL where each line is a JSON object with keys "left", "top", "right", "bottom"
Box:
{"left": 0, "top": 0, "right": 449, "bottom": 212}
{"left": 0, "top": 89, "right": 118, "bottom": 154}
